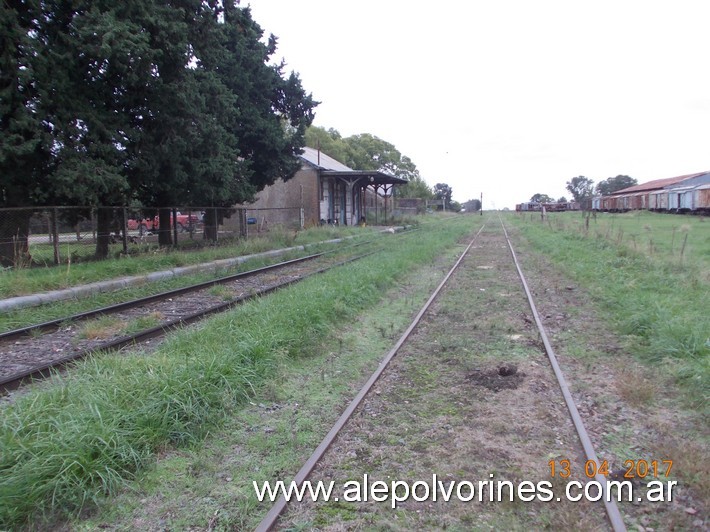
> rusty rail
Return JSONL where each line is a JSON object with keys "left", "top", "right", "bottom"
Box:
{"left": 255, "top": 224, "right": 486, "bottom": 531}
{"left": 499, "top": 217, "right": 627, "bottom": 532}
{"left": 0, "top": 252, "right": 375, "bottom": 394}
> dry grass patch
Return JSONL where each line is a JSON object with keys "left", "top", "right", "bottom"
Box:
{"left": 614, "top": 366, "right": 659, "bottom": 407}
{"left": 79, "top": 316, "right": 127, "bottom": 340}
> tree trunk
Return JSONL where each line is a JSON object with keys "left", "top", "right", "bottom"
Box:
{"left": 157, "top": 208, "right": 173, "bottom": 246}
{"left": 203, "top": 208, "right": 218, "bottom": 241}
{"left": 95, "top": 207, "right": 113, "bottom": 259}
{"left": 0, "top": 209, "right": 33, "bottom": 267}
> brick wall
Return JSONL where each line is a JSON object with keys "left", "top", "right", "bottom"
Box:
{"left": 235, "top": 167, "right": 320, "bottom": 227}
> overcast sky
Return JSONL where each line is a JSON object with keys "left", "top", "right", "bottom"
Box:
{"left": 247, "top": 0, "right": 709, "bottom": 209}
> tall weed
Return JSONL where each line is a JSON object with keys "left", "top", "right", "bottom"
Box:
{"left": 509, "top": 212, "right": 709, "bottom": 410}
{"left": 0, "top": 218, "right": 473, "bottom": 528}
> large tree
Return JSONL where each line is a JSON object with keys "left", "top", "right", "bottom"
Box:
{"left": 530, "top": 193, "right": 554, "bottom": 203}
{"left": 305, "top": 127, "right": 421, "bottom": 182}
{"left": 306, "top": 127, "right": 428, "bottom": 205}
{"left": 433, "top": 183, "right": 453, "bottom": 208}
{"left": 596, "top": 175, "right": 637, "bottom": 195}
{"left": 131, "top": 3, "right": 316, "bottom": 244}
{"left": 463, "top": 198, "right": 482, "bottom": 212}
{"left": 305, "top": 126, "right": 349, "bottom": 163}
{"left": 342, "top": 133, "right": 419, "bottom": 181}
{"left": 0, "top": 0, "right": 52, "bottom": 265}
{"left": 397, "top": 174, "right": 433, "bottom": 200}
{"left": 0, "top": 1, "right": 316, "bottom": 257}
{"left": 38, "top": 0, "right": 158, "bottom": 256}
{"left": 565, "top": 176, "right": 595, "bottom": 203}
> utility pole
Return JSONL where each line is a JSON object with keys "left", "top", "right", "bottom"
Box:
{"left": 480, "top": 192, "right": 483, "bottom": 215}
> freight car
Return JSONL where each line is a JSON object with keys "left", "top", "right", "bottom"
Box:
{"left": 674, "top": 183, "right": 710, "bottom": 213}
{"left": 515, "top": 202, "right": 579, "bottom": 212}
{"left": 590, "top": 171, "right": 710, "bottom": 215}
{"left": 596, "top": 177, "right": 710, "bottom": 214}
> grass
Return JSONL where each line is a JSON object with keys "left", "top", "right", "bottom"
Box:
{"left": 0, "top": 225, "right": 381, "bottom": 299}
{"left": 0, "top": 216, "right": 470, "bottom": 529}
{"left": 78, "top": 316, "right": 126, "bottom": 340}
{"left": 0, "top": 238, "right": 382, "bottom": 333}
{"left": 508, "top": 210, "right": 709, "bottom": 413}
{"left": 43, "top": 214, "right": 706, "bottom": 530}
{"left": 532, "top": 210, "right": 710, "bottom": 275}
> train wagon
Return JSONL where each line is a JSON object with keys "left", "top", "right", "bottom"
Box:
{"left": 648, "top": 190, "right": 668, "bottom": 211}
{"left": 691, "top": 183, "right": 710, "bottom": 213}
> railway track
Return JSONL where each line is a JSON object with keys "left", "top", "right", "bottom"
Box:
{"left": 256, "top": 219, "right": 628, "bottom": 531}
{"left": 0, "top": 247, "right": 376, "bottom": 394}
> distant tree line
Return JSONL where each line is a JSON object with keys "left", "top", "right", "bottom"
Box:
{"left": 0, "top": 1, "right": 316, "bottom": 263}
{"left": 531, "top": 175, "right": 638, "bottom": 205}
{"left": 462, "top": 198, "right": 481, "bottom": 212}
{"left": 565, "top": 175, "right": 638, "bottom": 202}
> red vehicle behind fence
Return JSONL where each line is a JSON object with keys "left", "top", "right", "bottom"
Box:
{"left": 127, "top": 212, "right": 202, "bottom": 233}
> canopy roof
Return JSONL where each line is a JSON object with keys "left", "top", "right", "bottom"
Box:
{"left": 299, "top": 147, "right": 407, "bottom": 185}
{"left": 320, "top": 170, "right": 407, "bottom": 186}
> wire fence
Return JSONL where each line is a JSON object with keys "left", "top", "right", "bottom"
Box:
{"left": 0, "top": 206, "right": 304, "bottom": 267}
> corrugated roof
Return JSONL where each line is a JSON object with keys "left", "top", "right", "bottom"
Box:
{"left": 664, "top": 172, "right": 710, "bottom": 190}
{"left": 613, "top": 171, "right": 709, "bottom": 194}
{"left": 299, "top": 146, "right": 353, "bottom": 172}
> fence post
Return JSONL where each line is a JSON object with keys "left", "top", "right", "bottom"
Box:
{"left": 215, "top": 207, "right": 219, "bottom": 242}
{"left": 122, "top": 207, "right": 128, "bottom": 254}
{"left": 300, "top": 208, "right": 304, "bottom": 229}
{"left": 52, "top": 207, "right": 60, "bottom": 265}
{"left": 238, "top": 208, "right": 246, "bottom": 238}
{"left": 91, "top": 208, "right": 97, "bottom": 243}
{"left": 172, "top": 207, "right": 178, "bottom": 246}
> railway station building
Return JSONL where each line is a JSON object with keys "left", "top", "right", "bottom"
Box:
{"left": 235, "top": 147, "right": 407, "bottom": 228}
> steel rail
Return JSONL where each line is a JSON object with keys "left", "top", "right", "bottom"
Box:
{"left": 498, "top": 217, "right": 627, "bottom": 532}
{"left": 0, "top": 252, "right": 375, "bottom": 394}
{"left": 0, "top": 253, "right": 330, "bottom": 341}
{"left": 255, "top": 224, "right": 486, "bottom": 532}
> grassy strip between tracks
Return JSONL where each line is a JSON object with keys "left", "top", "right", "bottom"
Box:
{"left": 0, "top": 248, "right": 314, "bottom": 333}
{"left": 0, "top": 225, "right": 377, "bottom": 299}
{"left": 0, "top": 239, "right": 377, "bottom": 333}
{"left": 0, "top": 216, "right": 472, "bottom": 529}
{"left": 507, "top": 211, "right": 709, "bottom": 413}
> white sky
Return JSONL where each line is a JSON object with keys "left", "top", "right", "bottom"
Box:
{"left": 247, "top": 0, "right": 709, "bottom": 209}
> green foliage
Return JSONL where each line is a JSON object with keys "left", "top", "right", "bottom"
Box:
{"left": 565, "top": 176, "right": 595, "bottom": 202}
{"left": 305, "top": 126, "right": 420, "bottom": 182}
{"left": 433, "top": 183, "right": 453, "bottom": 206}
{"left": 0, "top": 0, "right": 50, "bottom": 206}
{"left": 304, "top": 126, "right": 349, "bottom": 163}
{"left": 0, "top": 1, "right": 52, "bottom": 264}
{"left": 342, "top": 133, "right": 419, "bottom": 181}
{"left": 530, "top": 193, "right": 554, "bottom": 203}
{"left": 463, "top": 198, "right": 482, "bottom": 211}
{"left": 595, "top": 175, "right": 638, "bottom": 195}
{"left": 397, "top": 174, "right": 434, "bottom": 199}
{"left": 0, "top": 1, "right": 317, "bottom": 257}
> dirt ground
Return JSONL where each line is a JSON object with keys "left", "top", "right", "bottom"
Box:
{"left": 275, "top": 222, "right": 706, "bottom": 531}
